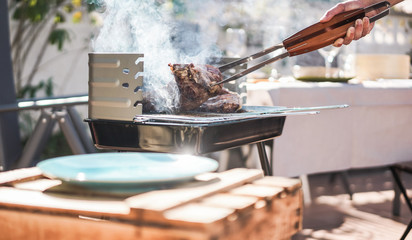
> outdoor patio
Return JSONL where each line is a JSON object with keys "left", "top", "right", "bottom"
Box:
{"left": 293, "top": 167, "right": 412, "bottom": 239}
{"left": 2, "top": 1, "right": 412, "bottom": 239}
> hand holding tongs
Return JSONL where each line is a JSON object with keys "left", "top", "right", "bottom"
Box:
{"left": 212, "top": 1, "right": 390, "bottom": 86}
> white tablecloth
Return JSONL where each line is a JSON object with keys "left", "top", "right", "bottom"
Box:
{"left": 246, "top": 79, "right": 412, "bottom": 177}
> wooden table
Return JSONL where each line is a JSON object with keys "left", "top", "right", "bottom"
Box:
{"left": 0, "top": 167, "right": 302, "bottom": 240}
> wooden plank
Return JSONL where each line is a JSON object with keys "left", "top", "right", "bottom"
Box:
{"left": 0, "top": 167, "right": 43, "bottom": 185}
{"left": 253, "top": 176, "right": 302, "bottom": 193}
{"left": 0, "top": 187, "right": 132, "bottom": 219}
{"left": 0, "top": 168, "right": 303, "bottom": 240}
{"left": 125, "top": 168, "right": 263, "bottom": 222}
{"left": 0, "top": 208, "right": 138, "bottom": 240}
{"left": 163, "top": 203, "right": 235, "bottom": 224}
{"left": 199, "top": 194, "right": 267, "bottom": 240}
{"left": 138, "top": 225, "right": 212, "bottom": 240}
{"left": 0, "top": 207, "right": 227, "bottom": 240}
{"left": 198, "top": 191, "right": 300, "bottom": 240}
{"left": 228, "top": 182, "right": 303, "bottom": 240}
{"left": 226, "top": 183, "right": 287, "bottom": 239}
{"left": 270, "top": 189, "right": 303, "bottom": 238}
{"left": 162, "top": 203, "right": 235, "bottom": 236}
{"left": 200, "top": 193, "right": 258, "bottom": 212}
{"left": 13, "top": 178, "right": 62, "bottom": 192}
{"left": 229, "top": 183, "right": 284, "bottom": 200}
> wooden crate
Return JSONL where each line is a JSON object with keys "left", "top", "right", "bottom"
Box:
{"left": 0, "top": 167, "right": 302, "bottom": 240}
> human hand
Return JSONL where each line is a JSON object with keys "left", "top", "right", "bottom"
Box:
{"left": 320, "top": 0, "right": 376, "bottom": 47}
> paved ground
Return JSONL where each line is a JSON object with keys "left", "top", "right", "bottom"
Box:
{"left": 220, "top": 148, "right": 412, "bottom": 239}
{"left": 292, "top": 167, "right": 412, "bottom": 240}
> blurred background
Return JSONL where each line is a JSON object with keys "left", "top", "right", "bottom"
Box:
{"left": 7, "top": 0, "right": 412, "bottom": 96}
{"left": 4, "top": 2, "right": 412, "bottom": 239}
{"left": 4, "top": 0, "right": 412, "bottom": 162}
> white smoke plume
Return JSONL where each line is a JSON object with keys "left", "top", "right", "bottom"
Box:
{"left": 90, "top": 0, "right": 342, "bottom": 112}
{"left": 91, "top": 0, "right": 223, "bottom": 113}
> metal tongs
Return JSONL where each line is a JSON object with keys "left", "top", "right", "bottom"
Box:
{"left": 212, "top": 1, "right": 390, "bottom": 86}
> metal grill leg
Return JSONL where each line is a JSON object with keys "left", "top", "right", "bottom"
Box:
{"left": 217, "top": 150, "right": 230, "bottom": 172}
{"left": 256, "top": 142, "right": 272, "bottom": 176}
{"left": 390, "top": 166, "right": 412, "bottom": 240}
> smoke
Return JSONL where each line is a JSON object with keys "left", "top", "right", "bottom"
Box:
{"left": 90, "top": 0, "right": 342, "bottom": 112}
{"left": 237, "top": 0, "right": 341, "bottom": 73}
{"left": 91, "top": 0, "right": 223, "bottom": 113}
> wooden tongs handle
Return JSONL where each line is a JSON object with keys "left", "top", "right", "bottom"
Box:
{"left": 283, "top": 1, "right": 391, "bottom": 56}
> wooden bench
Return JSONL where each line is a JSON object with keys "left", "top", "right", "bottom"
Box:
{"left": 0, "top": 167, "right": 302, "bottom": 240}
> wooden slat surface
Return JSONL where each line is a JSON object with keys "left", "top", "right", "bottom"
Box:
{"left": 253, "top": 176, "right": 302, "bottom": 193}
{"left": 13, "top": 178, "right": 62, "bottom": 192}
{"left": 229, "top": 183, "right": 284, "bottom": 200}
{"left": 0, "top": 187, "right": 132, "bottom": 217}
{"left": 163, "top": 203, "right": 235, "bottom": 224}
{"left": 0, "top": 167, "right": 302, "bottom": 240}
{"left": 0, "top": 168, "right": 263, "bottom": 221}
{"left": 125, "top": 168, "right": 263, "bottom": 222}
{"left": 200, "top": 193, "right": 258, "bottom": 212}
{"left": 0, "top": 208, "right": 137, "bottom": 240}
{"left": 0, "top": 167, "right": 43, "bottom": 185}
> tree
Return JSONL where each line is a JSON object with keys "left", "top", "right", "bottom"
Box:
{"left": 8, "top": 0, "right": 99, "bottom": 98}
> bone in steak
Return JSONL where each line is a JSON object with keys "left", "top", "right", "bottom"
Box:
{"left": 169, "top": 63, "right": 223, "bottom": 112}
{"left": 197, "top": 88, "right": 242, "bottom": 113}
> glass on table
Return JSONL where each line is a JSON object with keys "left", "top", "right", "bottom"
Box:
{"left": 318, "top": 45, "right": 341, "bottom": 78}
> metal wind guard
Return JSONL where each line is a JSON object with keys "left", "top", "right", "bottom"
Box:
{"left": 88, "top": 53, "right": 144, "bottom": 121}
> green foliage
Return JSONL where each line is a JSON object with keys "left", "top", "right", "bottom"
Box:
{"left": 11, "top": 0, "right": 100, "bottom": 23}
{"left": 12, "top": 0, "right": 51, "bottom": 23}
{"left": 54, "top": 11, "right": 66, "bottom": 23}
{"left": 48, "top": 29, "right": 70, "bottom": 50}
{"left": 10, "top": 0, "right": 101, "bottom": 94}
{"left": 17, "top": 77, "right": 54, "bottom": 99}
{"left": 9, "top": 0, "right": 100, "bottom": 160}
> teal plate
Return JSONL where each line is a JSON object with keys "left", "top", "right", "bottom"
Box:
{"left": 37, "top": 152, "right": 218, "bottom": 188}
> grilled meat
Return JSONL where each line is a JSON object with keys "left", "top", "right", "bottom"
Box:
{"left": 197, "top": 89, "right": 242, "bottom": 113}
{"left": 169, "top": 63, "right": 223, "bottom": 112}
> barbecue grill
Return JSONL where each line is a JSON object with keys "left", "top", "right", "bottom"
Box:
{"left": 87, "top": 53, "right": 346, "bottom": 176}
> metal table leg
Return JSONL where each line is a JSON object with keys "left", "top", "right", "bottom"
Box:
{"left": 17, "top": 110, "right": 56, "bottom": 168}
{"left": 390, "top": 166, "right": 412, "bottom": 240}
{"left": 66, "top": 106, "right": 96, "bottom": 153}
{"left": 256, "top": 141, "right": 272, "bottom": 176}
{"left": 400, "top": 219, "right": 412, "bottom": 240}
{"left": 393, "top": 178, "right": 401, "bottom": 216}
{"left": 391, "top": 167, "right": 412, "bottom": 213}
{"left": 56, "top": 110, "right": 87, "bottom": 155}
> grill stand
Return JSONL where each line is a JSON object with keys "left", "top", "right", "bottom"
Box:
{"left": 257, "top": 142, "right": 272, "bottom": 176}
